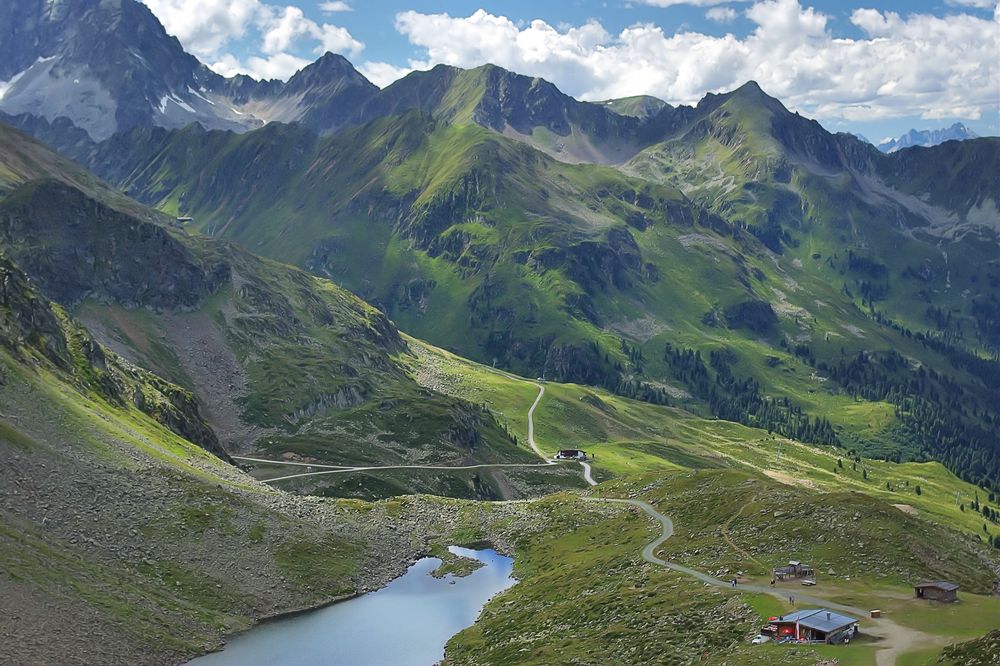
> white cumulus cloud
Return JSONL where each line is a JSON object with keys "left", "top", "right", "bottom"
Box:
{"left": 706, "top": 7, "right": 738, "bottom": 22}
{"left": 387, "top": 0, "right": 998, "bottom": 123}
{"left": 358, "top": 61, "right": 413, "bottom": 88}
{"left": 319, "top": 1, "right": 353, "bottom": 11}
{"left": 259, "top": 5, "right": 363, "bottom": 56}
{"left": 944, "top": 0, "right": 996, "bottom": 9}
{"left": 639, "top": 0, "right": 747, "bottom": 6}
{"left": 143, "top": 0, "right": 262, "bottom": 59}
{"left": 142, "top": 0, "right": 362, "bottom": 81}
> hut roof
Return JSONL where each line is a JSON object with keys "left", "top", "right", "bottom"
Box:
{"left": 798, "top": 610, "right": 858, "bottom": 633}
{"left": 915, "top": 581, "right": 959, "bottom": 591}
{"left": 775, "top": 609, "right": 858, "bottom": 633}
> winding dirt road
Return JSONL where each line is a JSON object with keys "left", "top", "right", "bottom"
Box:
{"left": 587, "top": 495, "right": 936, "bottom": 665}
{"left": 236, "top": 379, "right": 558, "bottom": 484}
{"left": 238, "top": 377, "right": 933, "bottom": 664}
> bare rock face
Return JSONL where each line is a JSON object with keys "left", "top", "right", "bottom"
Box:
{"left": 0, "top": 251, "right": 70, "bottom": 366}
{"left": 723, "top": 300, "right": 778, "bottom": 334}
{"left": 0, "top": 253, "right": 228, "bottom": 460}
{"left": 0, "top": 1, "right": 378, "bottom": 140}
{"left": 0, "top": 178, "right": 228, "bottom": 310}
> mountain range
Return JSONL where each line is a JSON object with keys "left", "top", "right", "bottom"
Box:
{"left": 877, "top": 122, "right": 980, "bottom": 153}
{"left": 2, "top": 0, "right": 998, "bottom": 492}
{"left": 3, "top": 1, "right": 1000, "bottom": 664}
{"left": 0, "top": 0, "right": 378, "bottom": 140}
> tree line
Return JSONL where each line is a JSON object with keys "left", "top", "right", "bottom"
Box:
{"left": 663, "top": 343, "right": 838, "bottom": 445}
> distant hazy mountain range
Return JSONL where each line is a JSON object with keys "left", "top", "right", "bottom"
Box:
{"left": 877, "top": 122, "right": 980, "bottom": 153}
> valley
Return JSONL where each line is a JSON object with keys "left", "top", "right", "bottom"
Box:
{"left": 27, "top": 74, "right": 996, "bottom": 490}
{"left": 1, "top": 1, "right": 998, "bottom": 665}
{"left": 2, "top": 256, "right": 998, "bottom": 664}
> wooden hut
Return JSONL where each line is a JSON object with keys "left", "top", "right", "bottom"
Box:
{"left": 773, "top": 560, "right": 815, "bottom": 580}
{"left": 914, "top": 581, "right": 959, "bottom": 603}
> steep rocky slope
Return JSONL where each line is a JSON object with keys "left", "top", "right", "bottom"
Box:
{"left": 0, "top": 252, "right": 224, "bottom": 458}
{"left": 38, "top": 83, "right": 1000, "bottom": 487}
{"left": 0, "top": 251, "right": 531, "bottom": 664}
{"left": 347, "top": 63, "right": 647, "bottom": 164}
{"left": 0, "top": 0, "right": 376, "bottom": 138}
{"left": 0, "top": 126, "right": 537, "bottom": 498}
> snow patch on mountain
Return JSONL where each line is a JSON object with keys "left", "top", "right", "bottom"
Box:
{"left": 0, "top": 57, "right": 118, "bottom": 140}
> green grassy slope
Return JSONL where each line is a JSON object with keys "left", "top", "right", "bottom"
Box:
{"left": 0, "top": 121, "right": 169, "bottom": 222}
{"left": 442, "top": 475, "right": 1000, "bottom": 666}
{"left": 411, "top": 339, "right": 1000, "bottom": 542}
{"left": 12, "top": 71, "right": 996, "bottom": 491}
{"left": 939, "top": 629, "right": 1000, "bottom": 665}
{"left": 622, "top": 85, "right": 1000, "bottom": 484}
{"left": 77, "top": 113, "right": 698, "bottom": 380}
{"left": 626, "top": 84, "right": 999, "bottom": 358}
{"left": 2, "top": 249, "right": 996, "bottom": 666}
{"left": 63, "top": 92, "right": 1000, "bottom": 488}
{"left": 350, "top": 63, "right": 645, "bottom": 164}
{"left": 0, "top": 126, "right": 537, "bottom": 498}
{"left": 409, "top": 346, "right": 1000, "bottom": 664}
{"left": 0, "top": 253, "right": 365, "bottom": 663}
{"left": 596, "top": 95, "right": 669, "bottom": 119}
{"left": 0, "top": 250, "right": 569, "bottom": 664}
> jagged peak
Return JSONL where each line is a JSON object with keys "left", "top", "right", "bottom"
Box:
{"left": 313, "top": 51, "right": 352, "bottom": 66}
{"left": 284, "top": 52, "right": 374, "bottom": 91}
{"left": 734, "top": 80, "right": 766, "bottom": 96}
{"left": 724, "top": 80, "right": 786, "bottom": 108}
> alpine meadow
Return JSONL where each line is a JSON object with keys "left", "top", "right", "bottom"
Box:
{"left": 1, "top": 1, "right": 998, "bottom": 665}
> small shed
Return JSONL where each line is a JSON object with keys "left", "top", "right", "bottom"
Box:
{"left": 770, "top": 609, "right": 858, "bottom": 643}
{"left": 555, "top": 449, "right": 586, "bottom": 460}
{"left": 914, "top": 581, "right": 959, "bottom": 603}
{"left": 773, "top": 560, "right": 815, "bottom": 580}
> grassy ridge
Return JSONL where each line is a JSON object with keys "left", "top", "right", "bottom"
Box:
{"left": 67, "top": 102, "right": 1000, "bottom": 487}
{"left": 0, "top": 129, "right": 539, "bottom": 495}
{"left": 410, "top": 338, "right": 1000, "bottom": 540}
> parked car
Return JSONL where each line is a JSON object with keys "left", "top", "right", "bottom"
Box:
{"left": 751, "top": 634, "right": 771, "bottom": 645}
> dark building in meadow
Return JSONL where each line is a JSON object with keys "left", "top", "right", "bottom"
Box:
{"left": 914, "top": 581, "right": 959, "bottom": 603}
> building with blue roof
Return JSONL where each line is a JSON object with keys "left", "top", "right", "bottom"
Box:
{"left": 767, "top": 608, "right": 859, "bottom": 643}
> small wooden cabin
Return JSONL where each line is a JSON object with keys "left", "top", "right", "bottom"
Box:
{"left": 914, "top": 581, "right": 959, "bottom": 603}
{"left": 773, "top": 560, "right": 815, "bottom": 580}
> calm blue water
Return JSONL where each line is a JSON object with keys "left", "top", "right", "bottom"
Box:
{"left": 186, "top": 547, "right": 516, "bottom": 666}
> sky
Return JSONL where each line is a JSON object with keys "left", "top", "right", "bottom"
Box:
{"left": 141, "top": 0, "right": 1000, "bottom": 142}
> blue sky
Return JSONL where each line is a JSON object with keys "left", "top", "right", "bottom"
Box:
{"left": 143, "top": 0, "right": 1000, "bottom": 141}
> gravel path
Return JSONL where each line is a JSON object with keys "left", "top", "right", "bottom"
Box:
{"left": 241, "top": 371, "right": 937, "bottom": 664}
{"left": 243, "top": 379, "right": 560, "bottom": 484}
{"left": 587, "top": 497, "right": 939, "bottom": 665}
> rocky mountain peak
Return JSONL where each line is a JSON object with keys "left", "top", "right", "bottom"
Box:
{"left": 284, "top": 52, "right": 374, "bottom": 94}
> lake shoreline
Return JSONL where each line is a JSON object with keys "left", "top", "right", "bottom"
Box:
{"left": 183, "top": 545, "right": 517, "bottom": 666}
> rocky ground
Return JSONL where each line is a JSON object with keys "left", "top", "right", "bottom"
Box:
{"left": 0, "top": 349, "right": 573, "bottom": 665}
{"left": 940, "top": 629, "right": 1000, "bottom": 665}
